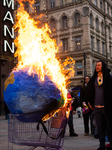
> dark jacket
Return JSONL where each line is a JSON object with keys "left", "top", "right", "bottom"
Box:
{"left": 70, "top": 92, "right": 80, "bottom": 110}
{"left": 86, "top": 61, "right": 112, "bottom": 113}
{"left": 80, "top": 86, "right": 89, "bottom": 107}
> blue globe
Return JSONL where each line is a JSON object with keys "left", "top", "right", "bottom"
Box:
{"left": 4, "top": 69, "right": 64, "bottom": 121}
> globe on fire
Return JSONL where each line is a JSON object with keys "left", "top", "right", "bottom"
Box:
{"left": 3, "top": 69, "right": 64, "bottom": 121}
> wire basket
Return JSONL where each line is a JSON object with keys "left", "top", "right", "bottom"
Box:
{"left": 8, "top": 108, "right": 68, "bottom": 150}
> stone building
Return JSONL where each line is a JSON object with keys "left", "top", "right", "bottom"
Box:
{"left": 31, "top": 0, "right": 112, "bottom": 94}
{"left": 0, "top": 0, "right": 15, "bottom": 114}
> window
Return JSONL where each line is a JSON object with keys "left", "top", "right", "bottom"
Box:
{"left": 101, "top": 22, "right": 103, "bottom": 33}
{"left": 74, "top": 13, "right": 80, "bottom": 26}
{"left": 50, "top": 0, "right": 55, "bottom": 9}
{"left": 95, "top": 0, "right": 97, "bottom": 6}
{"left": 90, "top": 13, "right": 93, "bottom": 26}
{"left": 62, "top": 38, "right": 68, "bottom": 52}
{"left": 96, "top": 18, "right": 98, "bottom": 30}
{"left": 97, "top": 39, "right": 100, "bottom": 52}
{"left": 111, "top": 7, "right": 112, "bottom": 17}
{"left": 100, "top": 1, "right": 102, "bottom": 10}
{"left": 109, "top": 45, "right": 111, "bottom": 57}
{"left": 61, "top": 0, "right": 67, "bottom": 5}
{"left": 50, "top": 19, "right": 55, "bottom": 32}
{"left": 76, "top": 62, "right": 82, "bottom": 75}
{"left": 23, "top": 1, "right": 29, "bottom": 12}
{"left": 108, "top": 27, "right": 110, "bottom": 38}
{"left": 107, "top": 4, "right": 109, "bottom": 14}
{"left": 102, "top": 42, "right": 104, "bottom": 54}
{"left": 75, "top": 36, "right": 81, "bottom": 50}
{"left": 62, "top": 16, "right": 68, "bottom": 29}
{"left": 35, "top": 1, "right": 40, "bottom": 12}
{"left": 91, "top": 36, "right": 94, "bottom": 50}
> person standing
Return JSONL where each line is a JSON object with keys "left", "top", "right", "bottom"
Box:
{"left": 80, "top": 76, "right": 93, "bottom": 136}
{"left": 67, "top": 92, "right": 78, "bottom": 136}
{"left": 86, "top": 60, "right": 112, "bottom": 150}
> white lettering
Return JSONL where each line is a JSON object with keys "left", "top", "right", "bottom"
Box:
{"left": 3, "top": 11, "right": 14, "bottom": 24}
{"left": 4, "top": 25, "right": 14, "bottom": 38}
{"left": 4, "top": 40, "right": 14, "bottom": 53}
{"left": 3, "top": 0, "right": 14, "bottom": 10}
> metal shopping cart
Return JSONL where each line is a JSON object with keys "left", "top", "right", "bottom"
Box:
{"left": 8, "top": 108, "right": 68, "bottom": 150}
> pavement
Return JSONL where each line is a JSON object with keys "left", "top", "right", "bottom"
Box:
{"left": 0, "top": 114, "right": 100, "bottom": 150}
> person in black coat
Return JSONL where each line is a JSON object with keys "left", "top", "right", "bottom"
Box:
{"left": 86, "top": 60, "right": 112, "bottom": 150}
{"left": 80, "top": 76, "right": 93, "bottom": 136}
{"left": 68, "top": 91, "right": 79, "bottom": 136}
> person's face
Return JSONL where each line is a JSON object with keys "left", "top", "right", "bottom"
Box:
{"left": 95, "top": 62, "right": 102, "bottom": 73}
{"left": 85, "top": 76, "right": 90, "bottom": 84}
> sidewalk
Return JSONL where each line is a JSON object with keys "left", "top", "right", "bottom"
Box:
{"left": 0, "top": 115, "right": 99, "bottom": 150}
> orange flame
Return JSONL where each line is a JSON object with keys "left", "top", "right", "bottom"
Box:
{"left": 14, "top": 1, "right": 69, "bottom": 104}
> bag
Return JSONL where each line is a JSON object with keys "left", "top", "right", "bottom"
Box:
{"left": 82, "top": 107, "right": 89, "bottom": 114}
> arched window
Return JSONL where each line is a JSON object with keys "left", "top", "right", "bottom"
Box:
{"left": 62, "top": 16, "right": 68, "bottom": 29}
{"left": 101, "top": 22, "right": 103, "bottom": 33}
{"left": 96, "top": 18, "right": 98, "bottom": 30}
{"left": 90, "top": 13, "right": 93, "bottom": 26}
{"left": 50, "top": 19, "right": 56, "bottom": 32}
{"left": 74, "top": 13, "right": 80, "bottom": 26}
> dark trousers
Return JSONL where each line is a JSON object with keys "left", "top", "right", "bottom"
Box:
{"left": 68, "top": 110, "right": 74, "bottom": 134}
{"left": 94, "top": 107, "right": 112, "bottom": 148}
{"left": 83, "top": 110, "right": 93, "bottom": 134}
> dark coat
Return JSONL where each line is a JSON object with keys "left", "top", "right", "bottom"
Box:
{"left": 86, "top": 61, "right": 112, "bottom": 114}
{"left": 80, "top": 86, "right": 89, "bottom": 107}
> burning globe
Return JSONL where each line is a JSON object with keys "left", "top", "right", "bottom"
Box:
{"left": 3, "top": 0, "right": 69, "bottom": 121}
{"left": 4, "top": 69, "right": 64, "bottom": 121}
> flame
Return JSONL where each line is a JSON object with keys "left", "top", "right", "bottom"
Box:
{"left": 14, "top": 0, "right": 69, "bottom": 105}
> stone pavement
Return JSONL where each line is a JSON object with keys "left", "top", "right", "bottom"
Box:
{"left": 0, "top": 114, "right": 100, "bottom": 150}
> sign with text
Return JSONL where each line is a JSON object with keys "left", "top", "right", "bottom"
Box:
{"left": 0, "top": 0, "right": 15, "bottom": 54}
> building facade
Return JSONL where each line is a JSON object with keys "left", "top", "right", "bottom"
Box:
{"left": 31, "top": 0, "right": 112, "bottom": 92}
{"left": 0, "top": 0, "right": 15, "bottom": 114}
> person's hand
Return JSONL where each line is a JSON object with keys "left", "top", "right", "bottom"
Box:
{"left": 73, "top": 110, "right": 76, "bottom": 114}
{"left": 88, "top": 102, "right": 94, "bottom": 110}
